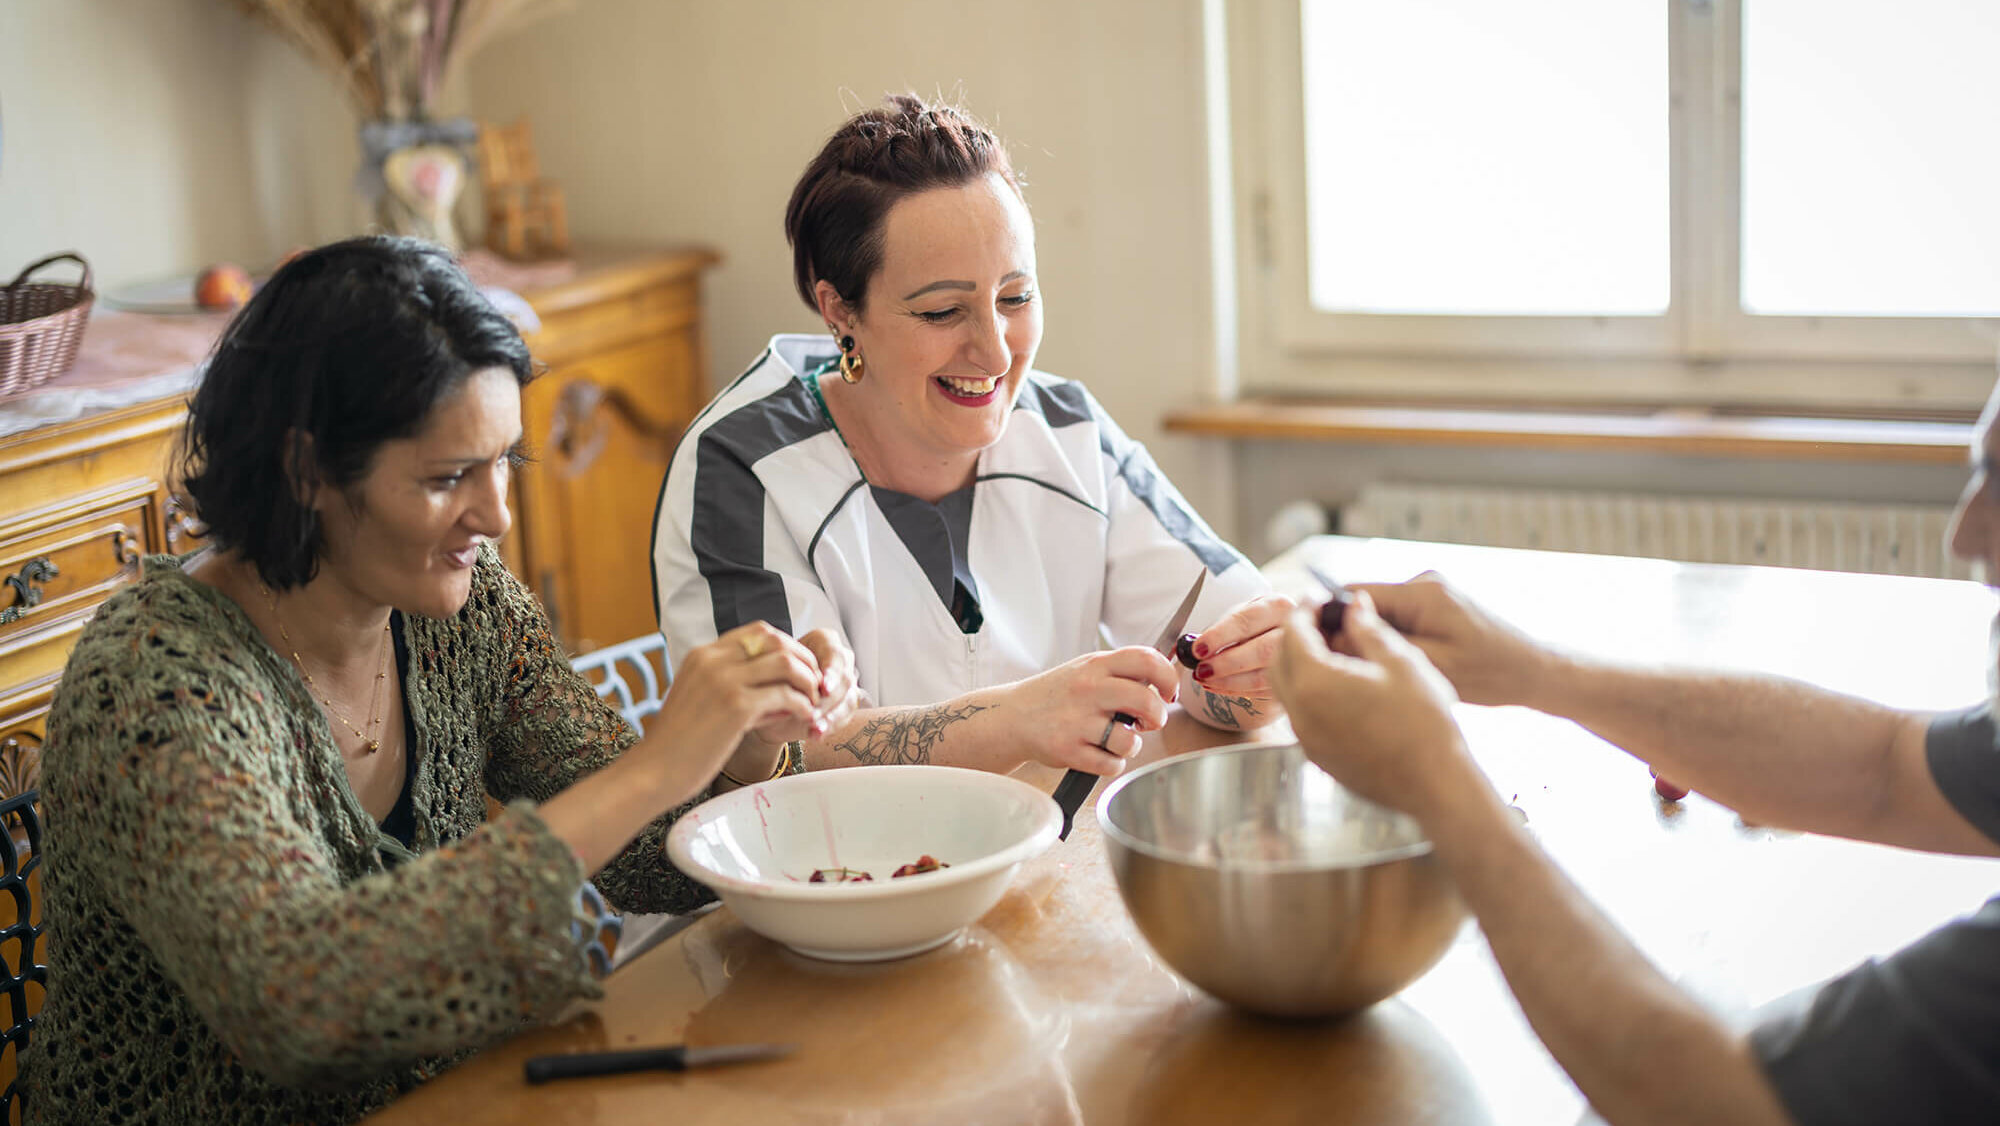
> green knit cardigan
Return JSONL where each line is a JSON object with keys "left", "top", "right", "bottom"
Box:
{"left": 23, "top": 549, "right": 716, "bottom": 1124}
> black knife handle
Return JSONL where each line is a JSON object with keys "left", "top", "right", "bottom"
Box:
{"left": 1052, "top": 768, "right": 1097, "bottom": 841}
{"left": 524, "top": 1046, "right": 687, "bottom": 1084}
{"left": 1053, "top": 708, "right": 1140, "bottom": 840}
{"left": 1054, "top": 705, "right": 1148, "bottom": 840}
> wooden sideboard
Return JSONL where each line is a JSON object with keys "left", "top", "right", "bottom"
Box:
{"left": 502, "top": 246, "right": 719, "bottom": 656}
{"left": 0, "top": 397, "right": 197, "bottom": 800}
{"left": 0, "top": 244, "right": 719, "bottom": 797}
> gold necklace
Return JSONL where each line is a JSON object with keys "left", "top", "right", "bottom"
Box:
{"left": 266, "top": 589, "right": 391, "bottom": 754}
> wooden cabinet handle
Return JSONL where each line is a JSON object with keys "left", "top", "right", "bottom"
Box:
{"left": 165, "top": 495, "right": 205, "bottom": 552}
{"left": 0, "top": 557, "right": 59, "bottom": 625}
{"left": 112, "top": 526, "right": 142, "bottom": 566}
{"left": 546, "top": 374, "right": 681, "bottom": 478}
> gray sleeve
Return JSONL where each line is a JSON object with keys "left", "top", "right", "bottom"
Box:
{"left": 1749, "top": 896, "right": 2000, "bottom": 1125}
{"left": 1748, "top": 703, "right": 2000, "bottom": 1125}
{"left": 1925, "top": 702, "right": 2000, "bottom": 846}
{"left": 655, "top": 371, "right": 851, "bottom": 673}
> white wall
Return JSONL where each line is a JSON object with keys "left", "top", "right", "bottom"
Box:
{"left": 0, "top": 0, "right": 368, "bottom": 296}
{"left": 467, "top": 0, "right": 1240, "bottom": 532}
{"left": 0, "top": 0, "right": 358, "bottom": 290}
{"left": 1, "top": 1, "right": 253, "bottom": 283}
{"left": 2, "top": 0, "right": 492, "bottom": 294}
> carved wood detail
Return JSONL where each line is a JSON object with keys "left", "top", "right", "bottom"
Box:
{"left": 0, "top": 729, "right": 42, "bottom": 843}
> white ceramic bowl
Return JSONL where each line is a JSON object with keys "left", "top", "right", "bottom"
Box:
{"left": 665, "top": 765, "right": 1062, "bottom": 962}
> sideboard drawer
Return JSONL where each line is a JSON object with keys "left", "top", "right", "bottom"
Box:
{"left": 0, "top": 483, "right": 154, "bottom": 648}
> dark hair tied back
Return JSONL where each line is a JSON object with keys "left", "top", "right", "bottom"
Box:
{"left": 784, "top": 94, "right": 1023, "bottom": 314}
{"left": 177, "top": 235, "right": 534, "bottom": 590}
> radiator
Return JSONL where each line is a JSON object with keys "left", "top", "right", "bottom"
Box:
{"left": 1338, "top": 483, "right": 1973, "bottom": 580}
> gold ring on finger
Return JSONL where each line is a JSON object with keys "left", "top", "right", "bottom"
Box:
{"left": 739, "top": 635, "right": 766, "bottom": 661}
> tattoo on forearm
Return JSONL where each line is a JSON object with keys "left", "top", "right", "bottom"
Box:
{"left": 1199, "top": 689, "right": 1259, "bottom": 729}
{"left": 835, "top": 702, "right": 990, "bottom": 765}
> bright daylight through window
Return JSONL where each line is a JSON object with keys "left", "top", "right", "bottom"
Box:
{"left": 1740, "top": 0, "right": 2000, "bottom": 318}
{"left": 1280, "top": 0, "right": 2000, "bottom": 383}
{"left": 1302, "top": 0, "right": 1668, "bottom": 317}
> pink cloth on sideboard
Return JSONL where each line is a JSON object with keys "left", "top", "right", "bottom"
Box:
{"left": 0, "top": 310, "right": 231, "bottom": 439}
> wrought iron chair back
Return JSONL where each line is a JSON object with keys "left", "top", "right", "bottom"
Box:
{"left": 570, "top": 634, "right": 673, "bottom": 737}
{"left": 0, "top": 790, "right": 45, "bottom": 1123}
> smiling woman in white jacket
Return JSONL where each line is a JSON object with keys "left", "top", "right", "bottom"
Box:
{"left": 654, "top": 95, "right": 1290, "bottom": 782}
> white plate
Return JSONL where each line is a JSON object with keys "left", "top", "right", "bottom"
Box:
{"left": 103, "top": 272, "right": 263, "bottom": 315}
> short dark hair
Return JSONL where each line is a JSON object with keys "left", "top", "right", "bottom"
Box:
{"left": 784, "top": 94, "right": 1023, "bottom": 316}
{"left": 177, "top": 236, "right": 534, "bottom": 590}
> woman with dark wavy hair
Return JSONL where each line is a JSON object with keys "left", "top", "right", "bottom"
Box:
{"left": 24, "top": 236, "right": 858, "bottom": 1124}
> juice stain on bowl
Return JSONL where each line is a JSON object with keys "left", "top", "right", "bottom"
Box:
{"left": 752, "top": 787, "right": 775, "bottom": 846}
{"left": 819, "top": 791, "right": 842, "bottom": 870}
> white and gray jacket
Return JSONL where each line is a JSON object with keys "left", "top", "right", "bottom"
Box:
{"left": 651, "top": 334, "right": 1268, "bottom": 708}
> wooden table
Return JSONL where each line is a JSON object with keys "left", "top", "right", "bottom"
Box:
{"left": 365, "top": 537, "right": 2000, "bottom": 1126}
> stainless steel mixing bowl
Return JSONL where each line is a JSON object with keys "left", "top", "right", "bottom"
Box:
{"left": 1098, "top": 742, "right": 1466, "bottom": 1018}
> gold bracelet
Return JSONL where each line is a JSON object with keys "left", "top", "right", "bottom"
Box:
{"left": 720, "top": 740, "right": 799, "bottom": 787}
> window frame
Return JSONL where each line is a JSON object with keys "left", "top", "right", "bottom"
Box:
{"left": 1225, "top": 0, "right": 2000, "bottom": 411}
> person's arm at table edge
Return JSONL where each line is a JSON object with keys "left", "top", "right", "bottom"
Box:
{"left": 799, "top": 649, "right": 1181, "bottom": 776}
{"left": 800, "top": 689, "right": 1059, "bottom": 774}
{"left": 1354, "top": 579, "right": 2000, "bottom": 857}
{"left": 1418, "top": 765, "right": 1797, "bottom": 1126}
{"left": 784, "top": 658, "right": 1271, "bottom": 766}
{"left": 1517, "top": 653, "right": 1998, "bottom": 857}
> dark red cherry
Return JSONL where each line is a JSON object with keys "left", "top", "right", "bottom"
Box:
{"left": 1175, "top": 633, "right": 1200, "bottom": 669}
{"left": 1317, "top": 589, "right": 1354, "bottom": 643}
{"left": 1650, "top": 770, "right": 1690, "bottom": 802}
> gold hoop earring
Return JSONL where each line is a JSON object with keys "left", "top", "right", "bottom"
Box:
{"left": 838, "top": 334, "right": 864, "bottom": 384}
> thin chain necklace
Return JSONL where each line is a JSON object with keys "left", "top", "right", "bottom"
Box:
{"left": 266, "top": 588, "right": 391, "bottom": 754}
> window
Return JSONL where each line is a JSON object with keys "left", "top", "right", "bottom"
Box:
{"left": 1302, "top": 0, "right": 1669, "bottom": 319}
{"left": 1226, "top": 0, "right": 2000, "bottom": 409}
{"left": 1740, "top": 0, "right": 2000, "bottom": 321}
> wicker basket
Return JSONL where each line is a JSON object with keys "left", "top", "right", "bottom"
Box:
{"left": 0, "top": 253, "right": 94, "bottom": 397}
